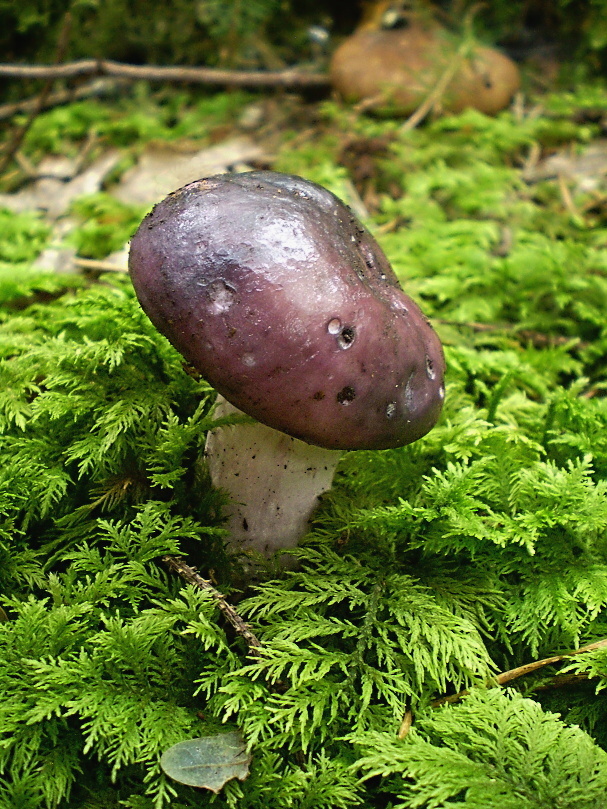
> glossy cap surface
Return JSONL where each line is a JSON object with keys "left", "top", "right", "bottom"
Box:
{"left": 129, "top": 171, "right": 445, "bottom": 450}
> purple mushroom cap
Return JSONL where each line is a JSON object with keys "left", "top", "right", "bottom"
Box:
{"left": 128, "top": 171, "right": 445, "bottom": 450}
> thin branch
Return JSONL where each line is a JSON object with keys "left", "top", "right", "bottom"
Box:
{"left": 558, "top": 172, "right": 581, "bottom": 219}
{"left": 0, "top": 59, "right": 329, "bottom": 89}
{"left": 521, "top": 140, "right": 542, "bottom": 180}
{"left": 0, "top": 59, "right": 98, "bottom": 79}
{"left": 400, "top": 3, "right": 482, "bottom": 132}
{"left": 495, "top": 637, "right": 607, "bottom": 685}
{"left": 401, "top": 45, "right": 467, "bottom": 132}
{"left": 73, "top": 257, "right": 127, "bottom": 274}
{"left": 432, "top": 636, "right": 607, "bottom": 708}
{"left": 436, "top": 317, "right": 585, "bottom": 349}
{"left": 437, "top": 318, "right": 511, "bottom": 333}
{"left": 162, "top": 554, "right": 262, "bottom": 655}
{"left": 397, "top": 709, "right": 413, "bottom": 740}
{"left": 532, "top": 673, "right": 591, "bottom": 692}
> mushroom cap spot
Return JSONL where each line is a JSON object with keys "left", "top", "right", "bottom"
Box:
{"left": 128, "top": 171, "right": 445, "bottom": 450}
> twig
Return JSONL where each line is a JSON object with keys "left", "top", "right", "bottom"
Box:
{"left": 513, "top": 329, "right": 582, "bottom": 349}
{"left": 557, "top": 172, "right": 581, "bottom": 219}
{"left": 521, "top": 141, "right": 542, "bottom": 180}
{"left": 400, "top": 45, "right": 467, "bottom": 132}
{"left": 400, "top": 3, "right": 482, "bottom": 133}
{"left": 436, "top": 318, "right": 502, "bottom": 333}
{"left": 353, "top": 92, "right": 389, "bottom": 114}
{"left": 494, "top": 637, "right": 607, "bottom": 685}
{"left": 73, "top": 257, "right": 127, "bottom": 274}
{"left": 13, "top": 151, "right": 38, "bottom": 177}
{"left": 0, "top": 59, "right": 329, "bottom": 89}
{"left": 0, "top": 12, "right": 72, "bottom": 174}
{"left": 162, "top": 554, "right": 262, "bottom": 655}
{"left": 397, "top": 709, "right": 413, "bottom": 739}
{"left": 436, "top": 318, "right": 586, "bottom": 350}
{"left": 492, "top": 225, "right": 513, "bottom": 257}
{"left": 432, "top": 636, "right": 607, "bottom": 708}
{"left": 532, "top": 673, "right": 590, "bottom": 692}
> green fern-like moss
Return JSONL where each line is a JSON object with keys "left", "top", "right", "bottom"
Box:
{"left": 2, "top": 89, "right": 607, "bottom": 807}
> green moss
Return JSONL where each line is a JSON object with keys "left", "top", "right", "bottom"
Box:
{"left": 0, "top": 208, "right": 50, "bottom": 262}
{"left": 20, "top": 90, "right": 255, "bottom": 159}
{"left": 68, "top": 193, "right": 149, "bottom": 259}
{"left": 3, "top": 85, "right": 607, "bottom": 807}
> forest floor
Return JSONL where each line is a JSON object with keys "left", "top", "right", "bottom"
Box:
{"left": 3, "top": 78, "right": 607, "bottom": 807}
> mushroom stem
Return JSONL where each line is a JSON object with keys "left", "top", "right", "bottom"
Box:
{"left": 205, "top": 396, "right": 341, "bottom": 559}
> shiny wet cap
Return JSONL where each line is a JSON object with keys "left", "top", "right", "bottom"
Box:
{"left": 129, "top": 171, "right": 445, "bottom": 450}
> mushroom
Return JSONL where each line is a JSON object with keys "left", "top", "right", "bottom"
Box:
{"left": 128, "top": 171, "right": 445, "bottom": 563}
{"left": 330, "top": 4, "right": 521, "bottom": 117}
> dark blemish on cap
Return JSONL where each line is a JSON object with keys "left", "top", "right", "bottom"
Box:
{"left": 336, "top": 385, "right": 356, "bottom": 405}
{"left": 337, "top": 326, "right": 356, "bottom": 349}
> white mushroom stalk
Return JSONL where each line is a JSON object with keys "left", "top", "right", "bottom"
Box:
{"left": 205, "top": 396, "right": 341, "bottom": 558}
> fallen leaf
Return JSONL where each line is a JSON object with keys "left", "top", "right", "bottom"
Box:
{"left": 160, "top": 730, "right": 251, "bottom": 792}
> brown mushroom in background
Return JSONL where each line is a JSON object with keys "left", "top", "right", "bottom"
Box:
{"left": 129, "top": 171, "right": 445, "bottom": 562}
{"left": 330, "top": 2, "right": 521, "bottom": 116}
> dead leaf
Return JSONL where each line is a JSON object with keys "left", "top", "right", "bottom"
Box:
{"left": 160, "top": 730, "right": 251, "bottom": 792}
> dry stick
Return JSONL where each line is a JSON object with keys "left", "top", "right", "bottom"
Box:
{"left": 0, "top": 12, "right": 73, "bottom": 174}
{"left": 73, "top": 257, "right": 127, "bottom": 274}
{"left": 0, "top": 60, "right": 98, "bottom": 79}
{"left": 522, "top": 141, "right": 542, "bottom": 180}
{"left": 397, "top": 710, "right": 413, "bottom": 740}
{"left": 397, "top": 637, "right": 607, "bottom": 740}
{"left": 436, "top": 318, "right": 586, "bottom": 350}
{"left": 532, "top": 673, "right": 590, "bottom": 692}
{"left": 400, "top": 2, "right": 485, "bottom": 133}
{"left": 400, "top": 44, "right": 467, "bottom": 132}
{"left": 558, "top": 172, "right": 581, "bottom": 219}
{"left": 432, "top": 636, "right": 607, "bottom": 709}
{"left": 0, "top": 59, "right": 330, "bottom": 89}
{"left": 13, "top": 150, "right": 38, "bottom": 177}
{"left": 162, "top": 554, "right": 262, "bottom": 655}
{"left": 437, "top": 318, "right": 512, "bottom": 333}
